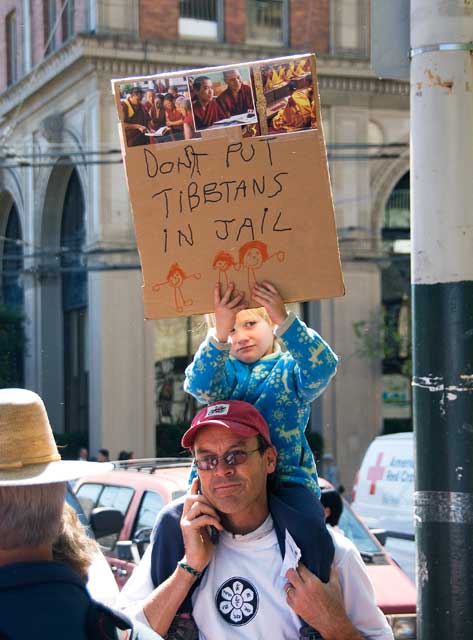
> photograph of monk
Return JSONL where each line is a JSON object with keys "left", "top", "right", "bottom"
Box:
{"left": 188, "top": 67, "right": 258, "bottom": 132}
{"left": 118, "top": 77, "right": 199, "bottom": 147}
{"left": 260, "top": 56, "right": 318, "bottom": 134}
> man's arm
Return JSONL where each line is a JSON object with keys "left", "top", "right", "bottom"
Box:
{"left": 286, "top": 565, "right": 364, "bottom": 640}
{"left": 251, "top": 281, "right": 338, "bottom": 402}
{"left": 125, "top": 479, "right": 223, "bottom": 637}
{"left": 275, "top": 312, "right": 338, "bottom": 402}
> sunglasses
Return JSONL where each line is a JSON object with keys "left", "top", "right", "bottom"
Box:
{"left": 194, "top": 447, "right": 262, "bottom": 471}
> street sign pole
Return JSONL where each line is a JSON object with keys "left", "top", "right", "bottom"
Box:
{"left": 411, "top": 2, "right": 473, "bottom": 638}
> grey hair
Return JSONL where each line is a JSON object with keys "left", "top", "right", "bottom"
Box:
{"left": 0, "top": 482, "right": 66, "bottom": 549}
{"left": 223, "top": 69, "right": 241, "bottom": 82}
{"left": 175, "top": 96, "right": 192, "bottom": 113}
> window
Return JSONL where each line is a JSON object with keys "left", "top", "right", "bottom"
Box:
{"left": 1, "top": 204, "right": 24, "bottom": 387}
{"left": 331, "top": 0, "right": 370, "bottom": 58}
{"left": 246, "top": 0, "right": 287, "bottom": 45}
{"left": 97, "top": 485, "right": 134, "bottom": 515}
{"left": 62, "top": 0, "right": 75, "bottom": 41}
{"left": 76, "top": 483, "right": 103, "bottom": 518}
{"left": 44, "top": 0, "right": 57, "bottom": 54}
{"left": 179, "top": 0, "right": 219, "bottom": 40}
{"left": 76, "top": 483, "right": 134, "bottom": 549}
{"left": 61, "top": 170, "right": 88, "bottom": 436}
{"left": 132, "top": 490, "right": 165, "bottom": 538}
{"left": 383, "top": 172, "right": 410, "bottom": 252}
{"left": 6, "top": 10, "right": 18, "bottom": 86}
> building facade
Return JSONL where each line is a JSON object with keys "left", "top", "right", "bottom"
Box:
{"left": 0, "top": 0, "right": 409, "bottom": 488}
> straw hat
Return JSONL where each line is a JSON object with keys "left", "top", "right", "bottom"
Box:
{"left": 0, "top": 388, "right": 113, "bottom": 486}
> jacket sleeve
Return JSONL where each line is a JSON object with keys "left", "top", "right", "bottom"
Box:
{"left": 184, "top": 331, "right": 236, "bottom": 403}
{"left": 275, "top": 312, "right": 338, "bottom": 403}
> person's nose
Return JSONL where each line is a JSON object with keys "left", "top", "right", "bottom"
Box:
{"left": 234, "top": 329, "right": 249, "bottom": 344}
{"left": 213, "top": 458, "right": 236, "bottom": 477}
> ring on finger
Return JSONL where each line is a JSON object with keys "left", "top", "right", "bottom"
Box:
{"left": 285, "top": 584, "right": 295, "bottom": 595}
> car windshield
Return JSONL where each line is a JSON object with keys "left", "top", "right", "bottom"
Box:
{"left": 338, "top": 503, "right": 381, "bottom": 555}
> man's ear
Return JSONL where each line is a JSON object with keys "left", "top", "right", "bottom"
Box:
{"left": 265, "top": 446, "right": 277, "bottom": 473}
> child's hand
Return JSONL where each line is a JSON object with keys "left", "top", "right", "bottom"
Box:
{"left": 214, "top": 283, "right": 247, "bottom": 342}
{"left": 252, "top": 281, "right": 288, "bottom": 326}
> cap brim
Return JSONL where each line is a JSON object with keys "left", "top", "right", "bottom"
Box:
{"left": 182, "top": 419, "right": 259, "bottom": 448}
{"left": 0, "top": 460, "right": 114, "bottom": 486}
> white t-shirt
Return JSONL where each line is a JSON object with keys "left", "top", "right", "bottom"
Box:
{"left": 192, "top": 515, "right": 301, "bottom": 639}
{"left": 328, "top": 528, "right": 393, "bottom": 640}
{"left": 119, "top": 517, "right": 393, "bottom": 640}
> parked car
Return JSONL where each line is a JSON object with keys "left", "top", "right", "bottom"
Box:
{"left": 74, "top": 458, "right": 190, "bottom": 588}
{"left": 351, "top": 432, "right": 415, "bottom": 582}
{"left": 75, "top": 458, "right": 416, "bottom": 639}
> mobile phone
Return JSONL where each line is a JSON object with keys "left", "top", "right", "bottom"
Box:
{"left": 198, "top": 478, "right": 219, "bottom": 545}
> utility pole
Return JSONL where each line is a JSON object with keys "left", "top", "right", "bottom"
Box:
{"left": 411, "top": 2, "right": 473, "bottom": 639}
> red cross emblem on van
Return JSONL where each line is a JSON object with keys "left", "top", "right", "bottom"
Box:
{"left": 367, "top": 453, "right": 385, "bottom": 495}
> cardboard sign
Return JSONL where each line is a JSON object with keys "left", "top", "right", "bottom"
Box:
{"left": 112, "top": 54, "right": 344, "bottom": 319}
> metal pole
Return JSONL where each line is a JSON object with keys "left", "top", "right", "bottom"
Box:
{"left": 411, "top": 2, "right": 473, "bottom": 639}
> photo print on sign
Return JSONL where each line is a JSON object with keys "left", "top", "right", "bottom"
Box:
{"left": 112, "top": 53, "right": 346, "bottom": 319}
{"left": 256, "top": 55, "right": 317, "bottom": 135}
{"left": 188, "top": 66, "right": 258, "bottom": 133}
{"left": 118, "top": 76, "right": 200, "bottom": 147}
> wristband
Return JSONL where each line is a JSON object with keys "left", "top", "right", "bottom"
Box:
{"left": 177, "top": 560, "right": 202, "bottom": 579}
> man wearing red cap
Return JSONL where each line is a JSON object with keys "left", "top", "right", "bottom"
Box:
{"left": 119, "top": 401, "right": 393, "bottom": 640}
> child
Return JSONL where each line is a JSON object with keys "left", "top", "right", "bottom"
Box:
{"left": 184, "top": 280, "right": 338, "bottom": 498}
{"left": 149, "top": 281, "right": 339, "bottom": 627}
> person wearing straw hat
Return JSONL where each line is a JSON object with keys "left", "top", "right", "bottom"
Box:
{"left": 0, "top": 388, "right": 160, "bottom": 640}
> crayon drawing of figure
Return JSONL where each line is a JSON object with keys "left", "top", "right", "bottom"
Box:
{"left": 152, "top": 262, "right": 201, "bottom": 312}
{"left": 212, "top": 251, "right": 238, "bottom": 288}
{"left": 238, "top": 240, "right": 285, "bottom": 292}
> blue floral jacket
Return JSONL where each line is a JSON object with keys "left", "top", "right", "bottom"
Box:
{"left": 184, "top": 312, "right": 338, "bottom": 495}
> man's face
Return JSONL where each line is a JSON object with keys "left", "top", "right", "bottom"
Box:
{"left": 197, "top": 80, "right": 214, "bottom": 104}
{"left": 130, "top": 91, "right": 142, "bottom": 105}
{"left": 194, "top": 427, "right": 276, "bottom": 527}
{"left": 226, "top": 71, "right": 242, "bottom": 93}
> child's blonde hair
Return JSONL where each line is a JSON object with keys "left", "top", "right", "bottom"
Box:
{"left": 205, "top": 306, "right": 274, "bottom": 330}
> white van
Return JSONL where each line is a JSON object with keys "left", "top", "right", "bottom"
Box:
{"left": 351, "top": 432, "right": 415, "bottom": 582}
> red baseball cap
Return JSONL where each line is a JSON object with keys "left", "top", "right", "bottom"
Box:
{"left": 181, "top": 400, "right": 272, "bottom": 449}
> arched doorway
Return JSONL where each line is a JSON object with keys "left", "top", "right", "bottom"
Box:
{"left": 1, "top": 203, "right": 24, "bottom": 386}
{"left": 60, "top": 169, "right": 89, "bottom": 436}
{"left": 381, "top": 171, "right": 411, "bottom": 433}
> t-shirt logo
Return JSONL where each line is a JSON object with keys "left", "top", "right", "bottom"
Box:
{"left": 206, "top": 403, "right": 230, "bottom": 417}
{"left": 215, "top": 577, "right": 258, "bottom": 626}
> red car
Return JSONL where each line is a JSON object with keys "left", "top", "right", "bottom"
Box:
{"left": 74, "top": 459, "right": 416, "bottom": 639}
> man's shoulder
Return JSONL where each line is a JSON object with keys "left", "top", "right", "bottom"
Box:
{"left": 328, "top": 527, "right": 360, "bottom": 566}
{"left": 0, "top": 560, "right": 86, "bottom": 590}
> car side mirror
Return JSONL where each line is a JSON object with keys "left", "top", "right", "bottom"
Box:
{"left": 132, "top": 527, "right": 152, "bottom": 558}
{"left": 371, "top": 528, "right": 388, "bottom": 547}
{"left": 89, "top": 507, "right": 124, "bottom": 540}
